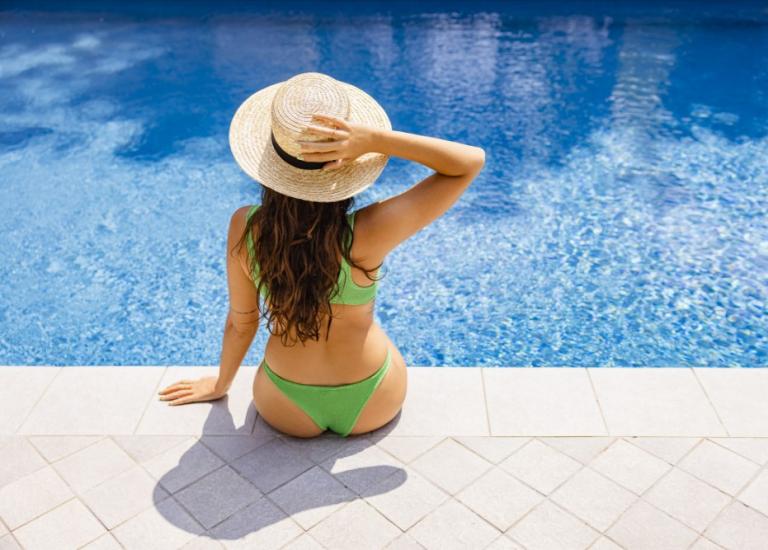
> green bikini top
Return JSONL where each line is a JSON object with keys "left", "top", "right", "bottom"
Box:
{"left": 245, "top": 204, "right": 379, "bottom": 305}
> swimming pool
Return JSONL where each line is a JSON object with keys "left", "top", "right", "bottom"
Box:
{"left": 1, "top": 1, "right": 766, "bottom": 367}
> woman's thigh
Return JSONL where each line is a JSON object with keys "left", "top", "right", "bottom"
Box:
{"left": 252, "top": 366, "right": 324, "bottom": 438}
{"left": 348, "top": 341, "right": 408, "bottom": 436}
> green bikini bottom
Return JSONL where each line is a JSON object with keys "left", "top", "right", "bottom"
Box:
{"left": 260, "top": 347, "right": 392, "bottom": 437}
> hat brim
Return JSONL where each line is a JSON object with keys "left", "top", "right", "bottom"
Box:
{"left": 229, "top": 80, "right": 392, "bottom": 202}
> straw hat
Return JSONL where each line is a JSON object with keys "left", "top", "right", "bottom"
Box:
{"left": 229, "top": 72, "right": 392, "bottom": 202}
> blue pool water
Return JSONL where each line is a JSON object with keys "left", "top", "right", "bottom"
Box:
{"left": 1, "top": 2, "right": 766, "bottom": 367}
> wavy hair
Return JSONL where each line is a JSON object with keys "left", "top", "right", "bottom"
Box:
{"left": 234, "top": 186, "right": 383, "bottom": 346}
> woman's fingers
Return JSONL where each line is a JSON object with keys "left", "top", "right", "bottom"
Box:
{"left": 159, "top": 389, "right": 193, "bottom": 401}
{"left": 158, "top": 383, "right": 191, "bottom": 395}
{"left": 300, "top": 151, "right": 346, "bottom": 162}
{"left": 302, "top": 124, "right": 349, "bottom": 140}
{"left": 312, "top": 113, "right": 351, "bottom": 131}
{"left": 168, "top": 394, "right": 196, "bottom": 406}
{"left": 298, "top": 139, "right": 346, "bottom": 153}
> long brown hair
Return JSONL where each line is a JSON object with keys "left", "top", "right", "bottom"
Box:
{"left": 234, "top": 186, "right": 383, "bottom": 346}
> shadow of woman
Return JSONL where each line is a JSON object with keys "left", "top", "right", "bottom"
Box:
{"left": 151, "top": 395, "right": 406, "bottom": 543}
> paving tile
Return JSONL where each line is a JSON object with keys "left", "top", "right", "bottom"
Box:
{"left": 624, "top": 437, "right": 701, "bottom": 464}
{"left": 705, "top": 501, "right": 768, "bottom": 550}
{"left": 484, "top": 535, "right": 523, "bottom": 550}
{"left": 738, "top": 468, "right": 768, "bottom": 517}
{"left": 82, "top": 532, "right": 122, "bottom": 549}
{"left": 678, "top": 439, "right": 760, "bottom": 495}
{"left": 688, "top": 538, "right": 724, "bottom": 550}
{"left": 373, "top": 435, "right": 444, "bottom": 464}
{"left": 644, "top": 468, "right": 731, "bottom": 532}
{"left": 143, "top": 437, "right": 224, "bottom": 494}
{"left": 588, "top": 537, "right": 623, "bottom": 550}
{"left": 408, "top": 498, "right": 500, "bottom": 550}
{"left": 28, "top": 436, "right": 103, "bottom": 463}
{"left": 711, "top": 438, "right": 768, "bottom": 465}
{"left": 136, "top": 367, "right": 257, "bottom": 435}
{"left": 269, "top": 465, "right": 355, "bottom": 530}
{"left": 309, "top": 499, "right": 401, "bottom": 550}
{"left": 485, "top": 368, "right": 605, "bottom": 436}
{"left": 372, "top": 368, "right": 487, "bottom": 436}
{"left": 507, "top": 500, "right": 599, "bottom": 550}
{"left": 453, "top": 437, "right": 530, "bottom": 464}
{"left": 200, "top": 434, "right": 274, "bottom": 463}
{"left": 13, "top": 499, "right": 105, "bottom": 550}
{"left": 590, "top": 369, "right": 725, "bottom": 436}
{"left": 208, "top": 496, "right": 302, "bottom": 549}
{"left": 0, "top": 534, "right": 21, "bottom": 550}
{"left": 81, "top": 466, "right": 170, "bottom": 529}
{"left": 538, "top": 437, "right": 615, "bottom": 464}
{"left": 251, "top": 415, "right": 284, "bottom": 438}
{"left": 588, "top": 439, "right": 671, "bottom": 494}
{"left": 499, "top": 439, "right": 582, "bottom": 495}
{"left": 19, "top": 367, "right": 164, "bottom": 434}
{"left": 363, "top": 466, "right": 449, "bottom": 530}
{"left": 282, "top": 533, "right": 325, "bottom": 550}
{"left": 281, "top": 432, "right": 365, "bottom": 464}
{"left": 607, "top": 500, "right": 698, "bottom": 550}
{"left": 0, "top": 367, "right": 59, "bottom": 434}
{"left": 410, "top": 438, "right": 492, "bottom": 495}
{"left": 456, "top": 467, "right": 543, "bottom": 531}
{"left": 112, "top": 435, "right": 191, "bottom": 463}
{"left": 0, "top": 437, "right": 47, "bottom": 488}
{"left": 175, "top": 466, "right": 262, "bottom": 530}
{"left": 0, "top": 523, "right": 6, "bottom": 537}
{"left": 111, "top": 497, "right": 203, "bottom": 550}
{"left": 52, "top": 438, "right": 135, "bottom": 494}
{"left": 695, "top": 369, "right": 768, "bottom": 436}
{"left": 320, "top": 437, "right": 406, "bottom": 495}
{"left": 0, "top": 466, "right": 73, "bottom": 529}
{"left": 550, "top": 468, "right": 636, "bottom": 531}
{"left": 386, "top": 533, "right": 427, "bottom": 549}
{"left": 230, "top": 438, "right": 313, "bottom": 494}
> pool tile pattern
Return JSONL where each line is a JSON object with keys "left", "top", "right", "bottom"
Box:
{"left": 1, "top": 366, "right": 768, "bottom": 549}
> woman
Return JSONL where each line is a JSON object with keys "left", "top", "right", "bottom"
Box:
{"left": 158, "top": 72, "right": 485, "bottom": 438}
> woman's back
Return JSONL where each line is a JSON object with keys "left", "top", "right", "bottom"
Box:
{"left": 238, "top": 203, "right": 391, "bottom": 385}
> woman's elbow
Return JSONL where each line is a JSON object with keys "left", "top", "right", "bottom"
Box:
{"left": 227, "top": 317, "right": 260, "bottom": 336}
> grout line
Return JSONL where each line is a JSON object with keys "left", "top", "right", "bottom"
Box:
{"left": 479, "top": 368, "right": 492, "bottom": 436}
{"left": 585, "top": 368, "right": 611, "bottom": 436}
{"left": 6, "top": 496, "right": 79, "bottom": 535}
{"left": 14, "top": 366, "right": 64, "bottom": 434}
{"left": 690, "top": 368, "right": 730, "bottom": 437}
{"left": 28, "top": 435, "right": 107, "bottom": 466}
{"left": 132, "top": 367, "right": 169, "bottom": 435}
{"left": 707, "top": 437, "right": 768, "bottom": 467}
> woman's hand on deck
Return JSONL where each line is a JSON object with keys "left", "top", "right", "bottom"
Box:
{"left": 158, "top": 376, "right": 226, "bottom": 406}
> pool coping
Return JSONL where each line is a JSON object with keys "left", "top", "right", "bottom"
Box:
{"left": 2, "top": 366, "right": 767, "bottom": 437}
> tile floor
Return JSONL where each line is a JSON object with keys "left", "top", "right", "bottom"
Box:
{"left": 1, "top": 366, "right": 767, "bottom": 550}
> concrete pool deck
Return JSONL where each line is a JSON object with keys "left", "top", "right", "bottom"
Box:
{"left": 1, "top": 367, "right": 767, "bottom": 549}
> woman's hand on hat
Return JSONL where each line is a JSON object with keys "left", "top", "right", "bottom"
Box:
{"left": 298, "top": 113, "right": 375, "bottom": 170}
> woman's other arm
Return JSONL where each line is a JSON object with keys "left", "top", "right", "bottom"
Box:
{"left": 158, "top": 207, "right": 260, "bottom": 405}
